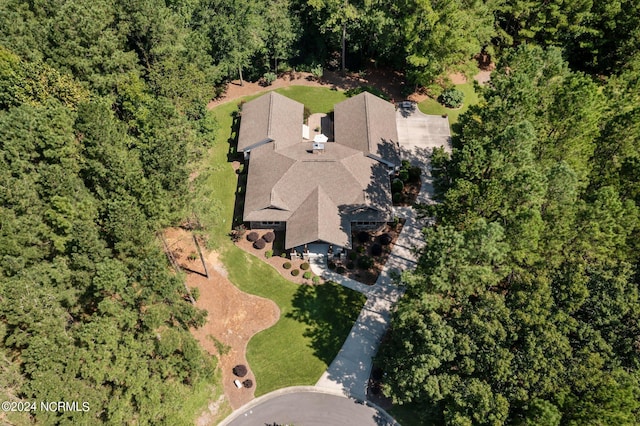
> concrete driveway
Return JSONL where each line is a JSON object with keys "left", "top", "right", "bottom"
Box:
{"left": 396, "top": 108, "right": 451, "bottom": 169}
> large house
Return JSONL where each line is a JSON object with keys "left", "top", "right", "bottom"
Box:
{"left": 238, "top": 91, "right": 400, "bottom": 253}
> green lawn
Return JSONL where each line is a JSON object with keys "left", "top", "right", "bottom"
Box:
{"left": 275, "top": 86, "right": 347, "bottom": 113}
{"left": 417, "top": 82, "right": 479, "bottom": 130}
{"left": 192, "top": 86, "right": 365, "bottom": 396}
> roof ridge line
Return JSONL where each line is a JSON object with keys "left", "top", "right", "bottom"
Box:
{"left": 267, "top": 92, "right": 274, "bottom": 139}
{"left": 363, "top": 92, "right": 373, "bottom": 154}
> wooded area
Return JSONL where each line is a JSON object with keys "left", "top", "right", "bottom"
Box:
{"left": 0, "top": 0, "right": 639, "bottom": 424}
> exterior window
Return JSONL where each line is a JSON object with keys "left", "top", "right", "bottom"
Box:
{"left": 260, "top": 221, "right": 280, "bottom": 226}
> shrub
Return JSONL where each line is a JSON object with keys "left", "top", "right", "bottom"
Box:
{"left": 312, "top": 276, "right": 321, "bottom": 284}
{"left": 263, "top": 231, "right": 275, "bottom": 243}
{"left": 187, "top": 252, "right": 198, "bottom": 261}
{"left": 247, "top": 232, "right": 259, "bottom": 242}
{"left": 311, "top": 64, "right": 323, "bottom": 79}
{"left": 391, "top": 178, "right": 404, "bottom": 193}
{"left": 439, "top": 88, "right": 464, "bottom": 108}
{"left": 303, "top": 271, "right": 312, "bottom": 279}
{"left": 303, "top": 106, "right": 311, "bottom": 121}
{"left": 253, "top": 239, "right": 266, "bottom": 249}
{"left": 291, "top": 269, "right": 300, "bottom": 276}
{"left": 347, "top": 261, "right": 355, "bottom": 269}
{"left": 233, "top": 365, "right": 248, "bottom": 377}
{"left": 398, "top": 169, "right": 409, "bottom": 182}
{"left": 357, "top": 245, "right": 365, "bottom": 254}
{"left": 358, "top": 255, "right": 374, "bottom": 269}
{"left": 190, "top": 287, "right": 200, "bottom": 301}
{"left": 357, "top": 231, "right": 370, "bottom": 243}
{"left": 336, "top": 266, "right": 346, "bottom": 274}
{"left": 328, "top": 261, "right": 336, "bottom": 270}
{"left": 283, "top": 262, "right": 292, "bottom": 269}
{"left": 379, "top": 233, "right": 393, "bottom": 245}
{"left": 300, "top": 262, "right": 310, "bottom": 270}
{"left": 371, "top": 243, "right": 383, "bottom": 256}
{"left": 409, "top": 166, "right": 422, "bottom": 181}
{"left": 242, "top": 379, "right": 253, "bottom": 388}
{"left": 265, "top": 250, "right": 273, "bottom": 259}
{"left": 280, "top": 252, "right": 287, "bottom": 258}
{"left": 401, "top": 159, "right": 411, "bottom": 170}
{"left": 348, "top": 251, "right": 358, "bottom": 261}
{"left": 263, "top": 72, "right": 276, "bottom": 86}
{"left": 392, "top": 192, "right": 402, "bottom": 203}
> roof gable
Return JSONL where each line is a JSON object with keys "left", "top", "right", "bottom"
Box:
{"left": 333, "top": 92, "right": 400, "bottom": 166}
{"left": 237, "top": 92, "right": 303, "bottom": 152}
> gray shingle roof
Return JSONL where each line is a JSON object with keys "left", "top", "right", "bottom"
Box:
{"left": 237, "top": 91, "right": 303, "bottom": 152}
{"left": 241, "top": 92, "right": 397, "bottom": 248}
{"left": 334, "top": 92, "right": 400, "bottom": 167}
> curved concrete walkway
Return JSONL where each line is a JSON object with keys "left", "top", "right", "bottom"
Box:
{"left": 314, "top": 110, "right": 450, "bottom": 400}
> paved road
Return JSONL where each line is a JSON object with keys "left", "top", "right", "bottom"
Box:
{"left": 223, "top": 389, "right": 396, "bottom": 426}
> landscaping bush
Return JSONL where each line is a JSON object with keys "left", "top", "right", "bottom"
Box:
{"left": 336, "top": 266, "right": 346, "bottom": 274}
{"left": 357, "top": 245, "right": 365, "bottom": 254}
{"left": 262, "top": 72, "right": 276, "bottom": 86}
{"left": 283, "top": 261, "right": 292, "bottom": 269}
{"left": 379, "top": 233, "right": 393, "bottom": 245}
{"left": 303, "top": 106, "right": 311, "bottom": 121}
{"left": 280, "top": 252, "right": 287, "bottom": 258}
{"left": 303, "top": 271, "right": 312, "bottom": 279}
{"left": 357, "top": 231, "right": 370, "bottom": 243}
{"left": 265, "top": 250, "right": 273, "bottom": 259}
{"left": 247, "top": 232, "right": 259, "bottom": 242}
{"left": 358, "top": 255, "right": 374, "bottom": 269}
{"left": 300, "top": 262, "right": 310, "bottom": 270}
{"left": 347, "top": 262, "right": 355, "bottom": 270}
{"left": 398, "top": 169, "right": 409, "bottom": 182}
{"left": 291, "top": 269, "right": 300, "bottom": 276}
{"left": 311, "top": 64, "right": 323, "bottom": 80}
{"left": 190, "top": 287, "right": 200, "bottom": 301}
{"left": 263, "top": 231, "right": 275, "bottom": 243}
{"left": 253, "top": 239, "right": 266, "bottom": 249}
{"left": 312, "top": 276, "right": 321, "bottom": 284}
{"left": 328, "top": 261, "right": 336, "bottom": 270}
{"left": 371, "top": 243, "right": 383, "bottom": 256}
{"left": 439, "top": 88, "right": 464, "bottom": 108}
{"left": 348, "top": 251, "right": 358, "bottom": 261}
{"left": 391, "top": 178, "right": 404, "bottom": 193}
{"left": 392, "top": 192, "right": 402, "bottom": 203}
{"left": 409, "top": 166, "right": 422, "bottom": 182}
{"left": 233, "top": 365, "right": 248, "bottom": 377}
{"left": 401, "top": 160, "right": 411, "bottom": 170}
{"left": 242, "top": 379, "right": 253, "bottom": 389}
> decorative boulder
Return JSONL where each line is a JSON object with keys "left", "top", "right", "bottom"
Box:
{"left": 246, "top": 232, "right": 259, "bottom": 242}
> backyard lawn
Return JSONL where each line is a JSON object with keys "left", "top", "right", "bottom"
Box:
{"left": 192, "top": 86, "right": 364, "bottom": 395}
{"left": 418, "top": 82, "right": 479, "bottom": 130}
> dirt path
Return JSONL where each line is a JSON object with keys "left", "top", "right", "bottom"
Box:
{"left": 163, "top": 228, "right": 280, "bottom": 413}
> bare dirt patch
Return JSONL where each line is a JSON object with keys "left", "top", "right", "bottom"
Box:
{"left": 163, "top": 228, "right": 280, "bottom": 411}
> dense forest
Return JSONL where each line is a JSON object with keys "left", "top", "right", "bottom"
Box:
{"left": 0, "top": 0, "right": 639, "bottom": 424}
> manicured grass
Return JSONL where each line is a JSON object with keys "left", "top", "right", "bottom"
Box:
{"left": 275, "top": 86, "right": 347, "bottom": 113}
{"left": 417, "top": 82, "right": 479, "bottom": 130}
{"left": 193, "top": 86, "right": 365, "bottom": 395}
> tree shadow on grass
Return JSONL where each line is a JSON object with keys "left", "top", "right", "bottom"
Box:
{"left": 286, "top": 282, "right": 366, "bottom": 364}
